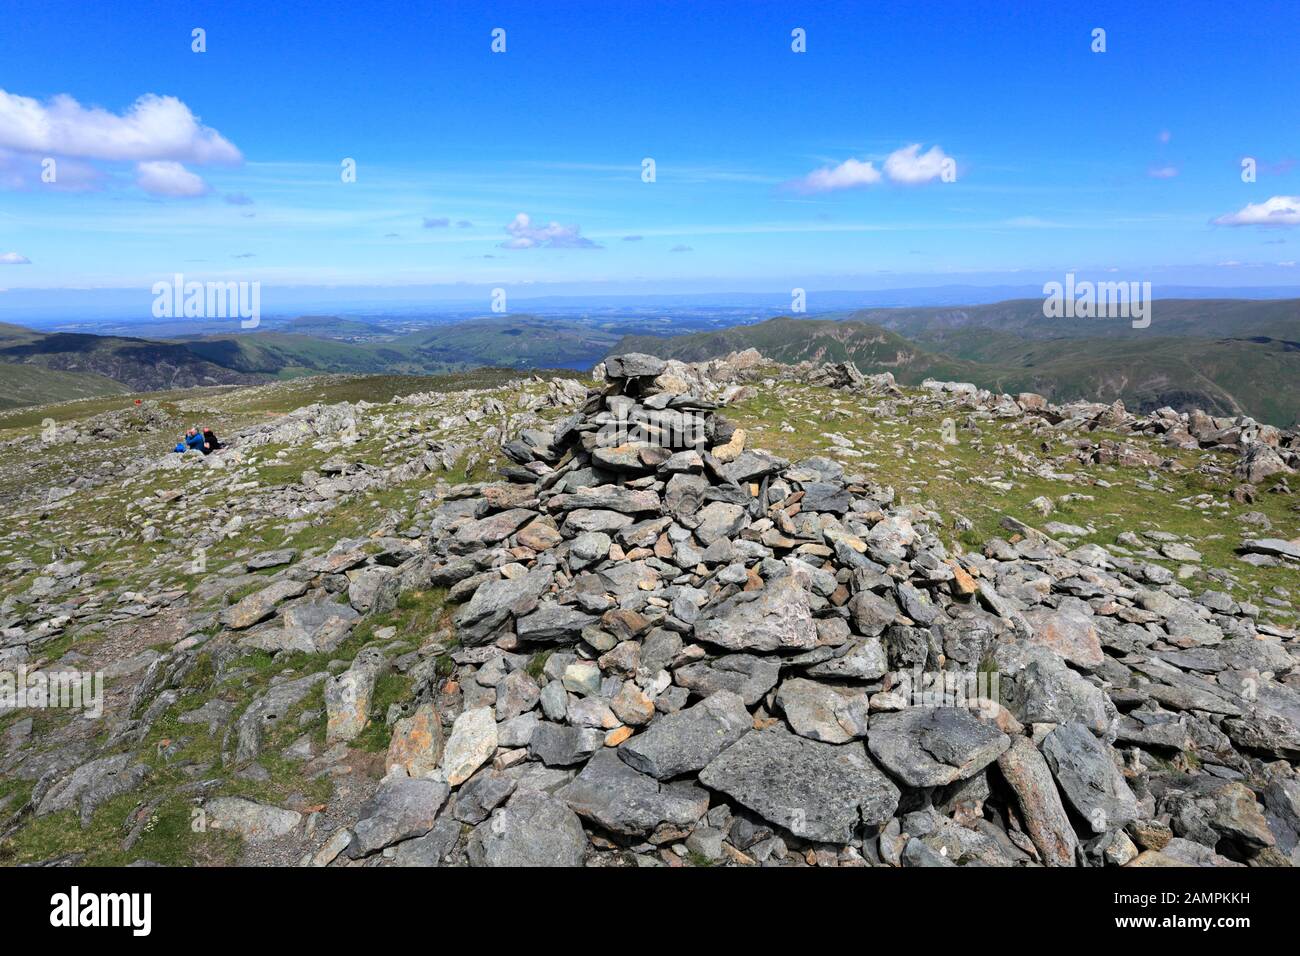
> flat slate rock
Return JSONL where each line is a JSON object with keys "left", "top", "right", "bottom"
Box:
{"left": 674, "top": 654, "right": 781, "bottom": 707}
{"left": 867, "top": 707, "right": 1010, "bottom": 788}
{"left": 558, "top": 749, "right": 709, "bottom": 836}
{"left": 699, "top": 726, "right": 900, "bottom": 843}
{"left": 996, "top": 736, "right": 1078, "bottom": 867}
{"left": 694, "top": 575, "right": 818, "bottom": 652}
{"left": 774, "top": 677, "right": 866, "bottom": 744}
{"left": 219, "top": 578, "right": 309, "bottom": 630}
{"left": 467, "top": 789, "right": 587, "bottom": 867}
{"left": 347, "top": 775, "right": 450, "bottom": 858}
{"left": 1040, "top": 721, "right": 1139, "bottom": 834}
{"left": 604, "top": 353, "right": 666, "bottom": 379}
{"left": 1023, "top": 600, "right": 1105, "bottom": 669}
{"left": 529, "top": 722, "right": 605, "bottom": 766}
{"left": 204, "top": 797, "right": 302, "bottom": 843}
{"left": 618, "top": 690, "right": 751, "bottom": 779}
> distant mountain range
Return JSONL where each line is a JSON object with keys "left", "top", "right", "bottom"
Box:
{"left": 613, "top": 298, "right": 1300, "bottom": 426}
{"left": 1, "top": 298, "right": 1297, "bottom": 425}
{"left": 7, "top": 283, "right": 1300, "bottom": 324}
{"left": 0, "top": 315, "right": 624, "bottom": 410}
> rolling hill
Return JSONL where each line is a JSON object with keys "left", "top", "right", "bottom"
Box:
{"left": 610, "top": 310, "right": 1300, "bottom": 427}
{"left": 612, "top": 316, "right": 985, "bottom": 382}
{"left": 0, "top": 363, "right": 128, "bottom": 410}
{"left": 384, "top": 315, "right": 623, "bottom": 371}
{"left": 849, "top": 297, "right": 1300, "bottom": 349}
{"left": 0, "top": 331, "right": 267, "bottom": 394}
{"left": 0, "top": 315, "right": 624, "bottom": 409}
{"left": 3, "top": 301, "right": 1299, "bottom": 425}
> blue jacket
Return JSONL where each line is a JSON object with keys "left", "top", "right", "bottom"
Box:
{"left": 182, "top": 432, "right": 206, "bottom": 452}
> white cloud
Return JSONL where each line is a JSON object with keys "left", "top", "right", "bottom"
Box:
{"left": 136, "top": 160, "right": 209, "bottom": 197}
{"left": 0, "top": 90, "right": 241, "bottom": 164}
{"left": 423, "top": 217, "right": 450, "bottom": 228}
{"left": 1148, "top": 165, "right": 1178, "bottom": 179}
{"left": 790, "top": 157, "right": 881, "bottom": 193}
{"left": 789, "top": 144, "right": 954, "bottom": 192}
{"left": 1212, "top": 195, "right": 1300, "bottom": 227}
{"left": 502, "top": 212, "right": 599, "bottom": 249}
{"left": 882, "top": 144, "right": 953, "bottom": 185}
{"left": 0, "top": 252, "right": 31, "bottom": 264}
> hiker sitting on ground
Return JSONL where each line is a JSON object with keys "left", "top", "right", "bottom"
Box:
{"left": 175, "top": 428, "right": 206, "bottom": 453}
{"left": 199, "top": 425, "right": 221, "bottom": 453}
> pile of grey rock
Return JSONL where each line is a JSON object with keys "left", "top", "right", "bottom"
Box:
{"left": 10, "top": 354, "right": 1295, "bottom": 868}
{"left": 909, "top": 379, "right": 1300, "bottom": 488}
{"left": 348, "top": 353, "right": 1298, "bottom": 867}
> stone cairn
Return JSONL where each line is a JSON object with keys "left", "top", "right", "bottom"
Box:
{"left": 369, "top": 351, "right": 1297, "bottom": 867}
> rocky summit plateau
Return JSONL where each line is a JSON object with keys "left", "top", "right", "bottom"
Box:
{"left": 0, "top": 352, "right": 1297, "bottom": 869}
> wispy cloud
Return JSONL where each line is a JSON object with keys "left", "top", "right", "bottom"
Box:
{"left": 136, "top": 160, "right": 209, "bottom": 197}
{"left": 0, "top": 252, "right": 31, "bottom": 264}
{"left": 501, "top": 212, "right": 600, "bottom": 249}
{"left": 787, "top": 144, "right": 955, "bottom": 193}
{"left": 423, "top": 216, "right": 450, "bottom": 228}
{"left": 788, "top": 157, "right": 881, "bottom": 193}
{"left": 1213, "top": 195, "right": 1300, "bottom": 227}
{"left": 1148, "top": 165, "right": 1178, "bottom": 179}
{"left": 882, "top": 144, "right": 955, "bottom": 185}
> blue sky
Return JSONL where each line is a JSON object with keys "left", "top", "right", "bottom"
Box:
{"left": 1, "top": 0, "right": 1298, "bottom": 303}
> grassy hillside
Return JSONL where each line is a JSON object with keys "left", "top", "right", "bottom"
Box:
{"left": 0, "top": 315, "right": 604, "bottom": 410}
{"left": 0, "top": 321, "right": 43, "bottom": 348}
{"left": 4, "top": 302, "right": 1297, "bottom": 423}
{"left": 614, "top": 316, "right": 986, "bottom": 382}
{"left": 177, "top": 332, "right": 395, "bottom": 377}
{"left": 281, "top": 315, "right": 388, "bottom": 338}
{"left": 387, "top": 314, "right": 622, "bottom": 370}
{"left": 0, "top": 331, "right": 266, "bottom": 393}
{"left": 0, "top": 363, "right": 128, "bottom": 410}
{"left": 959, "top": 336, "right": 1300, "bottom": 424}
{"left": 612, "top": 315, "right": 1300, "bottom": 426}
{"left": 852, "top": 297, "right": 1300, "bottom": 343}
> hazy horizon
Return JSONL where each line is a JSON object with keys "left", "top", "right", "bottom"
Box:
{"left": 4, "top": 0, "right": 1299, "bottom": 306}
{"left": 4, "top": 280, "right": 1300, "bottom": 328}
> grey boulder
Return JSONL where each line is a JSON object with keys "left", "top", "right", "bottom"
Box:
{"left": 699, "top": 726, "right": 899, "bottom": 843}
{"left": 467, "top": 790, "right": 587, "bottom": 867}
{"left": 1040, "top": 722, "right": 1138, "bottom": 834}
{"left": 867, "top": 707, "right": 1010, "bottom": 788}
{"left": 558, "top": 749, "right": 709, "bottom": 836}
{"left": 618, "top": 690, "right": 751, "bottom": 779}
